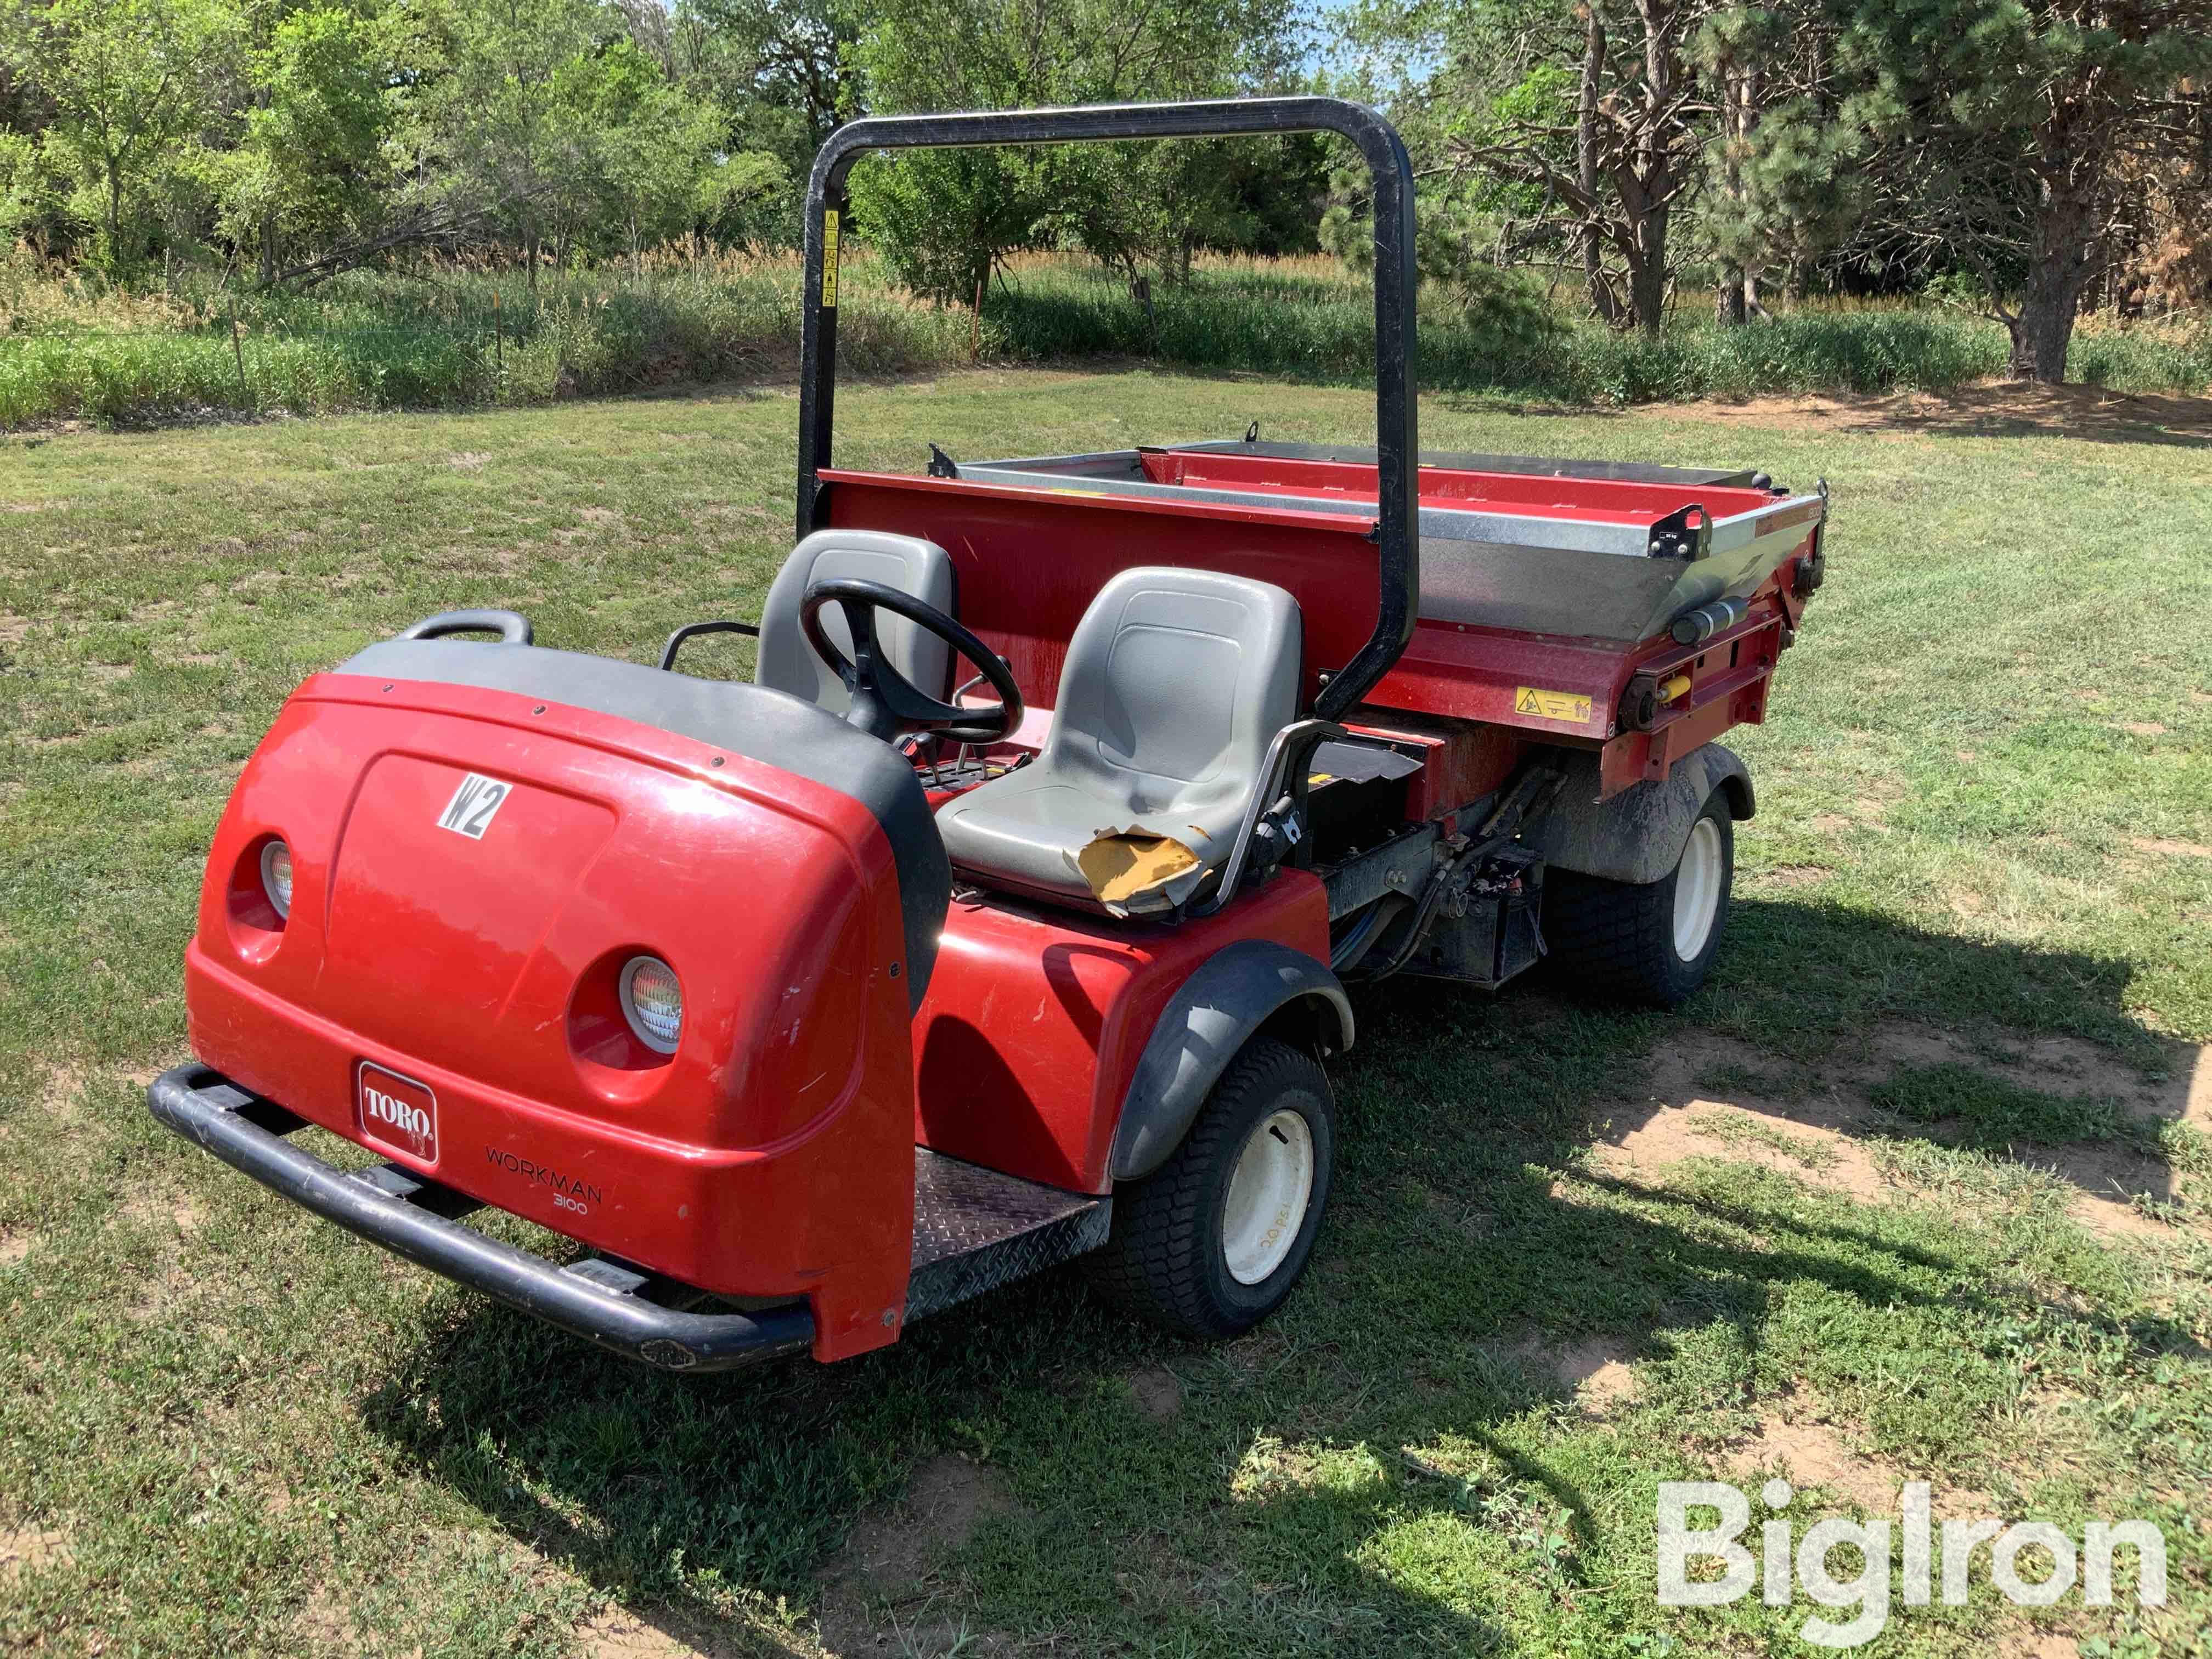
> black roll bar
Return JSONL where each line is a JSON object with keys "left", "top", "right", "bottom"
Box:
{"left": 797, "top": 96, "right": 1420, "bottom": 724}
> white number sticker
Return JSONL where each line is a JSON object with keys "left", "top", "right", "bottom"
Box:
{"left": 437, "top": 772, "right": 511, "bottom": 840}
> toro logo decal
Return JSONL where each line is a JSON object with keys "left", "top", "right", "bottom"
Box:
{"left": 437, "top": 772, "right": 512, "bottom": 839}
{"left": 357, "top": 1062, "right": 438, "bottom": 1164}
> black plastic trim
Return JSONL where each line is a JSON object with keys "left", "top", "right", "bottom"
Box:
{"left": 146, "top": 1065, "right": 815, "bottom": 1373}
{"left": 1519, "top": 742, "right": 1755, "bottom": 886}
{"left": 1108, "top": 940, "right": 1352, "bottom": 1182}
{"left": 797, "top": 97, "right": 1419, "bottom": 723}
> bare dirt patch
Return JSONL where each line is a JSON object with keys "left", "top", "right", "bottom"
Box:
{"left": 2020, "top": 1143, "right": 2177, "bottom": 1239}
{"left": 1127, "top": 1367, "right": 1182, "bottom": 1423}
{"left": 816, "top": 1454, "right": 1018, "bottom": 1655}
{"left": 1610, "top": 1023, "right": 2209, "bottom": 1240}
{"left": 1667, "top": 381, "right": 2212, "bottom": 444}
{"left": 122, "top": 1193, "right": 204, "bottom": 1236}
{"left": 1722, "top": 1412, "right": 1996, "bottom": 1520}
{"left": 1750, "top": 864, "right": 1832, "bottom": 888}
{"left": 1606, "top": 1033, "right": 1892, "bottom": 1202}
{"left": 287, "top": 1581, "right": 362, "bottom": 1657}
{"left": 0, "top": 1522, "right": 76, "bottom": 1582}
{"left": 1871, "top": 1023, "right": 2203, "bottom": 1131}
{"left": 448, "top": 451, "right": 490, "bottom": 471}
{"left": 1494, "top": 1330, "right": 1640, "bottom": 1411}
{"left": 575, "top": 1606, "right": 747, "bottom": 1658}
{"left": 0, "top": 1232, "right": 29, "bottom": 1267}
{"left": 2131, "top": 836, "right": 2212, "bottom": 860}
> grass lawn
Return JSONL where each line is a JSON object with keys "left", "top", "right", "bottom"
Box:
{"left": 2, "top": 369, "right": 2209, "bottom": 1657}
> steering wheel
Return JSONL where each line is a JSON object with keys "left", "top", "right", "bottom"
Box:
{"left": 397, "top": 608, "right": 533, "bottom": 645}
{"left": 800, "top": 578, "right": 1022, "bottom": 746}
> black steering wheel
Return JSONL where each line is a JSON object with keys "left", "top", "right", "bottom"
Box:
{"left": 397, "top": 608, "right": 533, "bottom": 645}
{"left": 800, "top": 578, "right": 1022, "bottom": 746}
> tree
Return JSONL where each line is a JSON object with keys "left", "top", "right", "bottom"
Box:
{"left": 1346, "top": 0, "right": 1712, "bottom": 334}
{"left": 2, "top": 0, "right": 240, "bottom": 271}
{"left": 560, "top": 38, "right": 780, "bottom": 272}
{"left": 405, "top": 0, "right": 617, "bottom": 291}
{"left": 1696, "top": 3, "right": 1864, "bottom": 320}
{"left": 848, "top": 0, "right": 1310, "bottom": 307}
{"left": 1836, "top": 0, "right": 2212, "bottom": 380}
{"left": 223, "top": 5, "right": 397, "bottom": 284}
{"left": 660, "top": 0, "right": 857, "bottom": 245}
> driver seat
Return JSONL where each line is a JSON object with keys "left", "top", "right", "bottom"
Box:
{"left": 754, "top": 530, "right": 957, "bottom": 715}
{"left": 936, "top": 567, "right": 1302, "bottom": 917}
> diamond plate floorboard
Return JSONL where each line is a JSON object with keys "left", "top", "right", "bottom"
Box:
{"left": 905, "top": 1147, "right": 1110, "bottom": 1322}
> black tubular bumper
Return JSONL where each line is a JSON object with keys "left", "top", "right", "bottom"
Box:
{"left": 145, "top": 1064, "right": 815, "bottom": 1373}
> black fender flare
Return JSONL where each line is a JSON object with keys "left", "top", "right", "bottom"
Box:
{"left": 1109, "top": 940, "right": 1353, "bottom": 1183}
{"left": 1521, "top": 742, "right": 1754, "bottom": 887}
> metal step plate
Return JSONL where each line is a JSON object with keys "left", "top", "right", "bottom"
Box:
{"left": 905, "top": 1148, "right": 1110, "bottom": 1323}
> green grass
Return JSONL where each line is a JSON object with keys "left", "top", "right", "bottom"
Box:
{"left": 2, "top": 368, "right": 2210, "bottom": 1656}
{"left": 6, "top": 249, "right": 2208, "bottom": 428}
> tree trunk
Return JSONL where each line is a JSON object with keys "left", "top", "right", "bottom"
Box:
{"left": 1712, "top": 49, "right": 1748, "bottom": 328}
{"left": 2008, "top": 185, "right": 2096, "bottom": 383}
{"left": 1784, "top": 254, "right": 1809, "bottom": 308}
{"left": 1628, "top": 242, "right": 1667, "bottom": 336}
{"left": 1577, "top": 10, "right": 1623, "bottom": 326}
{"left": 1716, "top": 268, "right": 1747, "bottom": 326}
{"left": 1627, "top": 0, "right": 1675, "bottom": 336}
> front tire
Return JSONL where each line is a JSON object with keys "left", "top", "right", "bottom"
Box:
{"left": 1088, "top": 1037, "right": 1336, "bottom": 1339}
{"left": 1542, "top": 789, "right": 1734, "bottom": 1008}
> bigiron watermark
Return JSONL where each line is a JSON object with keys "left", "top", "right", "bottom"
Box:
{"left": 1657, "top": 1479, "right": 2167, "bottom": 1649}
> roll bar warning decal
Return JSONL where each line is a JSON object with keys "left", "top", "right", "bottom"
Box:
{"left": 438, "top": 772, "right": 511, "bottom": 839}
{"left": 821, "top": 210, "right": 840, "bottom": 308}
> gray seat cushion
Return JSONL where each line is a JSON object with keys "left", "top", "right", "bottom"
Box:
{"left": 938, "top": 567, "right": 1302, "bottom": 916}
{"left": 754, "top": 529, "right": 956, "bottom": 713}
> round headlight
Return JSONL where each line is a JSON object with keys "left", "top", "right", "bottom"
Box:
{"left": 619, "top": 956, "right": 682, "bottom": 1053}
{"left": 260, "top": 840, "right": 295, "bottom": 920}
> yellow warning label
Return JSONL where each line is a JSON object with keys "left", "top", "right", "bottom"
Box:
{"left": 1514, "top": 685, "right": 1594, "bottom": 724}
{"left": 821, "top": 210, "right": 840, "bottom": 308}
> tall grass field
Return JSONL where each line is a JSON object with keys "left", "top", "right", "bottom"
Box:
{"left": 3, "top": 244, "right": 2209, "bottom": 428}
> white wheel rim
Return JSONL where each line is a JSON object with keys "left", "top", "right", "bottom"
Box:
{"left": 1672, "top": 817, "right": 1724, "bottom": 962}
{"left": 1222, "top": 1109, "right": 1314, "bottom": 1285}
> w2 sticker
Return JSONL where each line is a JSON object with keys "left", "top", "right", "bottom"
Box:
{"left": 437, "top": 772, "right": 511, "bottom": 839}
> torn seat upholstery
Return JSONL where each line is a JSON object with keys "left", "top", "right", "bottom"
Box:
{"left": 937, "top": 566, "right": 1302, "bottom": 916}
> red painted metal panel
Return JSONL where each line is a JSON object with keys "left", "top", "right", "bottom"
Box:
{"left": 186, "top": 674, "right": 919, "bottom": 1359}
{"left": 822, "top": 468, "right": 1813, "bottom": 800}
{"left": 911, "top": 873, "right": 1331, "bottom": 1193}
{"left": 820, "top": 470, "right": 1380, "bottom": 713}
{"left": 1144, "top": 448, "right": 1779, "bottom": 524}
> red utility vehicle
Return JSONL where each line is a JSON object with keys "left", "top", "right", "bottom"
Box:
{"left": 149, "top": 98, "right": 1827, "bottom": 1372}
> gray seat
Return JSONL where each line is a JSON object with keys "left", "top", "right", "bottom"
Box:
{"left": 754, "top": 530, "right": 957, "bottom": 715}
{"left": 938, "top": 567, "right": 1302, "bottom": 917}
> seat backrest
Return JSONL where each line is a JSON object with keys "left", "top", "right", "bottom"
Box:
{"left": 755, "top": 530, "right": 957, "bottom": 714}
{"left": 1044, "top": 567, "right": 1302, "bottom": 814}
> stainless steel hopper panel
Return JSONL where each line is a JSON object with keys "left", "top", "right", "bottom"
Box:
{"left": 957, "top": 441, "right": 1823, "bottom": 643}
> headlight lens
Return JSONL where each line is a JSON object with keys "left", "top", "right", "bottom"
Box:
{"left": 260, "top": 840, "right": 295, "bottom": 920}
{"left": 619, "top": 956, "right": 682, "bottom": 1053}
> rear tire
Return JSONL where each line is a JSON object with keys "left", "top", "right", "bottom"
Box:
{"left": 1088, "top": 1037, "right": 1335, "bottom": 1340}
{"left": 1542, "top": 789, "right": 1733, "bottom": 1008}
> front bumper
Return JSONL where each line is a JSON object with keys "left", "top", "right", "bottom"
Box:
{"left": 146, "top": 1064, "right": 815, "bottom": 1372}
